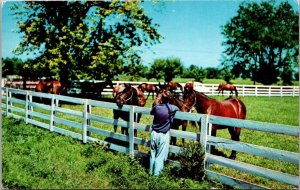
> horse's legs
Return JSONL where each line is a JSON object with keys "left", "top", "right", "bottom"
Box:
{"left": 146, "top": 92, "right": 150, "bottom": 100}
{"left": 170, "top": 119, "right": 180, "bottom": 145}
{"left": 181, "top": 120, "right": 188, "bottom": 144}
{"left": 113, "top": 110, "right": 118, "bottom": 133}
{"left": 210, "top": 125, "right": 218, "bottom": 155}
{"left": 228, "top": 127, "right": 241, "bottom": 160}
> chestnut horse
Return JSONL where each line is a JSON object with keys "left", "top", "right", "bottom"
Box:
{"left": 138, "top": 83, "right": 158, "bottom": 100}
{"left": 167, "top": 81, "right": 183, "bottom": 93}
{"left": 217, "top": 82, "right": 238, "bottom": 97}
{"left": 113, "top": 83, "right": 146, "bottom": 135}
{"left": 112, "top": 84, "right": 125, "bottom": 97}
{"left": 182, "top": 87, "right": 246, "bottom": 160}
{"left": 35, "top": 80, "right": 65, "bottom": 94}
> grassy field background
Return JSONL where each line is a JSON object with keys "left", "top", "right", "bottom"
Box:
{"left": 2, "top": 92, "right": 299, "bottom": 189}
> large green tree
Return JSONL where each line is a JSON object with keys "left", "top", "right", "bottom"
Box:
{"left": 221, "top": 0, "right": 298, "bottom": 85}
{"left": 11, "top": 1, "right": 161, "bottom": 82}
{"left": 148, "top": 57, "right": 184, "bottom": 82}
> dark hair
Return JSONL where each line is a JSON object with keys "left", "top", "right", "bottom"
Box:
{"left": 162, "top": 91, "right": 170, "bottom": 103}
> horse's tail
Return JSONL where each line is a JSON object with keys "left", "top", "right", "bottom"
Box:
{"left": 233, "top": 98, "right": 246, "bottom": 120}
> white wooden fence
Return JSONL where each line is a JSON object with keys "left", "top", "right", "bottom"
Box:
{"left": 2, "top": 79, "right": 299, "bottom": 97}
{"left": 1, "top": 88, "right": 299, "bottom": 189}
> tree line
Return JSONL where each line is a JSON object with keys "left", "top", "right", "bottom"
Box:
{"left": 4, "top": 0, "right": 298, "bottom": 85}
{"left": 2, "top": 56, "right": 227, "bottom": 83}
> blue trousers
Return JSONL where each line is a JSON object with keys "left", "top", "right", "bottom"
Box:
{"left": 149, "top": 130, "right": 170, "bottom": 176}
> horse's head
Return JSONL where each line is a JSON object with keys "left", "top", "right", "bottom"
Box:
{"left": 153, "top": 87, "right": 173, "bottom": 107}
{"left": 114, "top": 83, "right": 137, "bottom": 108}
{"left": 182, "top": 89, "right": 196, "bottom": 112}
{"left": 137, "top": 83, "right": 146, "bottom": 92}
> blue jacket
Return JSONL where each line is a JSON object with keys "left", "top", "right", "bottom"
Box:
{"left": 150, "top": 103, "right": 179, "bottom": 134}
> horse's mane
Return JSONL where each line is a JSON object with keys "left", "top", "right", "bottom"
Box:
{"left": 195, "top": 90, "right": 216, "bottom": 100}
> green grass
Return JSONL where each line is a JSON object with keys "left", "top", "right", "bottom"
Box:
{"left": 2, "top": 117, "right": 220, "bottom": 189}
{"left": 3, "top": 95, "right": 299, "bottom": 189}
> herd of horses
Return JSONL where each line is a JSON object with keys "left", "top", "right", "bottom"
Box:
{"left": 33, "top": 79, "right": 244, "bottom": 159}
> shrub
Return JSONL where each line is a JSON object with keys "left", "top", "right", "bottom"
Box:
{"left": 176, "top": 141, "right": 206, "bottom": 181}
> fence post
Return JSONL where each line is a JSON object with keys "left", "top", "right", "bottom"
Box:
{"left": 49, "top": 94, "right": 55, "bottom": 131}
{"left": 280, "top": 86, "right": 283, "bottom": 97}
{"left": 87, "top": 104, "right": 92, "bottom": 137}
{"left": 200, "top": 114, "right": 210, "bottom": 170}
{"left": 82, "top": 99, "right": 88, "bottom": 143}
{"left": 269, "top": 86, "right": 271, "bottom": 97}
{"left": 25, "top": 91, "right": 29, "bottom": 124}
{"left": 128, "top": 106, "right": 135, "bottom": 156}
{"left": 6, "top": 88, "right": 11, "bottom": 117}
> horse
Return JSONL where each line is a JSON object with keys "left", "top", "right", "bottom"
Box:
{"left": 181, "top": 86, "right": 246, "bottom": 160}
{"left": 167, "top": 81, "right": 183, "bottom": 93}
{"left": 217, "top": 82, "right": 238, "bottom": 97}
{"left": 81, "top": 80, "right": 114, "bottom": 98}
{"left": 138, "top": 83, "right": 158, "bottom": 100}
{"left": 113, "top": 83, "right": 146, "bottom": 135}
{"left": 35, "top": 80, "right": 65, "bottom": 95}
{"left": 153, "top": 86, "right": 197, "bottom": 145}
{"left": 112, "top": 84, "right": 125, "bottom": 97}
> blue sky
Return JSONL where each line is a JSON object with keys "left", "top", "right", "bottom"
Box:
{"left": 2, "top": 0, "right": 299, "bottom": 69}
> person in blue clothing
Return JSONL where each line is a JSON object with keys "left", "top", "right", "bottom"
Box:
{"left": 149, "top": 90, "right": 179, "bottom": 176}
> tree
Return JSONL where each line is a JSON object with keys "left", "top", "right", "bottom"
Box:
{"left": 11, "top": 1, "right": 162, "bottom": 83}
{"left": 205, "top": 67, "right": 221, "bottom": 79}
{"left": 221, "top": 0, "right": 298, "bottom": 85}
{"left": 182, "top": 65, "right": 205, "bottom": 82}
{"left": 148, "top": 57, "right": 184, "bottom": 82}
{"left": 2, "top": 57, "right": 23, "bottom": 77}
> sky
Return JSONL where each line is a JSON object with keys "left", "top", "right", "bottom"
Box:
{"left": 1, "top": 0, "right": 299, "bottom": 69}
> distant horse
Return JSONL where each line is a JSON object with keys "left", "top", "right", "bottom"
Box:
{"left": 35, "top": 80, "right": 65, "bottom": 95}
{"left": 217, "top": 82, "right": 238, "bottom": 97}
{"left": 167, "top": 81, "right": 183, "bottom": 92}
{"left": 81, "top": 80, "right": 114, "bottom": 98}
{"left": 113, "top": 83, "right": 146, "bottom": 135}
{"left": 182, "top": 87, "right": 246, "bottom": 160}
{"left": 138, "top": 83, "right": 158, "bottom": 100}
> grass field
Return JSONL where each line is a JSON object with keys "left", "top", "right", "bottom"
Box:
{"left": 2, "top": 94, "right": 299, "bottom": 189}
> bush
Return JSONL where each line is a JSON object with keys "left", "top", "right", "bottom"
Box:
{"left": 176, "top": 141, "right": 206, "bottom": 181}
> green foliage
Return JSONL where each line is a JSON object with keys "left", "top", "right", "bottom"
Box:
{"left": 182, "top": 65, "right": 206, "bottom": 82}
{"left": 221, "top": 0, "right": 298, "bottom": 85}
{"left": 11, "top": 1, "right": 162, "bottom": 82}
{"left": 2, "top": 57, "right": 24, "bottom": 77}
{"left": 148, "top": 57, "right": 184, "bottom": 82}
{"left": 175, "top": 142, "right": 206, "bottom": 181}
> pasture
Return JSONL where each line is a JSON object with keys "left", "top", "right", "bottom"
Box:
{"left": 2, "top": 92, "right": 299, "bottom": 189}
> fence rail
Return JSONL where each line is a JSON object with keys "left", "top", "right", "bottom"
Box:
{"left": 1, "top": 88, "right": 299, "bottom": 189}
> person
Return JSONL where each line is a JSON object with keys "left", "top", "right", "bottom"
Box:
{"left": 149, "top": 90, "right": 179, "bottom": 176}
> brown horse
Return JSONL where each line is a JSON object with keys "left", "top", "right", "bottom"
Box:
{"left": 112, "top": 84, "right": 125, "bottom": 97}
{"left": 167, "top": 81, "right": 183, "bottom": 92}
{"left": 217, "top": 82, "right": 238, "bottom": 97}
{"left": 35, "top": 80, "right": 64, "bottom": 94}
{"left": 113, "top": 83, "right": 146, "bottom": 135}
{"left": 182, "top": 87, "right": 246, "bottom": 160}
{"left": 138, "top": 83, "right": 158, "bottom": 100}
